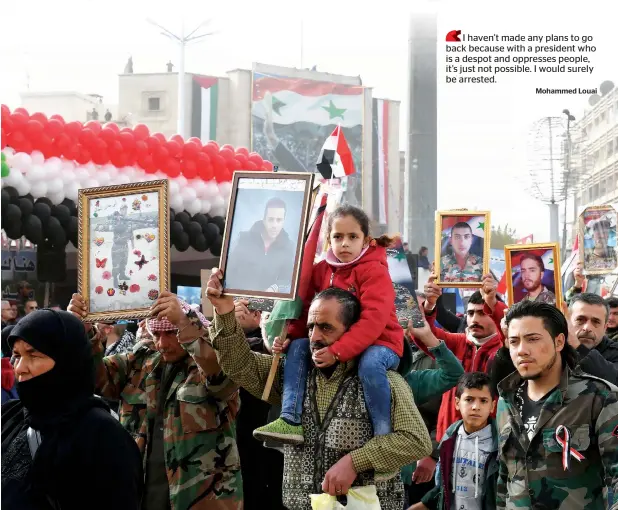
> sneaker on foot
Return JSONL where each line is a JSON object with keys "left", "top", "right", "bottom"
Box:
{"left": 253, "top": 418, "right": 304, "bottom": 445}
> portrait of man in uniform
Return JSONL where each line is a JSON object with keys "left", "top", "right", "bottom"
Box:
{"left": 580, "top": 206, "right": 618, "bottom": 274}
{"left": 435, "top": 211, "right": 490, "bottom": 287}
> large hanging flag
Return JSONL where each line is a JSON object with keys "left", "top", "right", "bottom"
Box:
{"left": 372, "top": 98, "right": 390, "bottom": 225}
{"left": 316, "top": 126, "right": 356, "bottom": 179}
{"left": 191, "top": 75, "right": 219, "bottom": 142}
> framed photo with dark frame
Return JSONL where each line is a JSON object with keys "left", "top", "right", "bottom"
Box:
{"left": 434, "top": 210, "right": 491, "bottom": 287}
{"left": 77, "top": 180, "right": 170, "bottom": 322}
{"left": 504, "top": 242, "right": 562, "bottom": 309}
{"left": 579, "top": 205, "right": 618, "bottom": 275}
{"left": 219, "top": 171, "right": 314, "bottom": 300}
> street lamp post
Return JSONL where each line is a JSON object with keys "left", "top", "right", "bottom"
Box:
{"left": 561, "top": 108, "right": 576, "bottom": 261}
{"left": 147, "top": 18, "right": 215, "bottom": 139}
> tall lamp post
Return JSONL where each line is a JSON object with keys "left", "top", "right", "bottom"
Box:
{"left": 147, "top": 18, "right": 215, "bottom": 139}
{"left": 561, "top": 108, "right": 576, "bottom": 261}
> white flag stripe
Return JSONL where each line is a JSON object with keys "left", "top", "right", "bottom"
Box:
{"left": 200, "top": 87, "right": 212, "bottom": 141}
{"left": 252, "top": 90, "right": 363, "bottom": 127}
{"left": 377, "top": 102, "right": 387, "bottom": 224}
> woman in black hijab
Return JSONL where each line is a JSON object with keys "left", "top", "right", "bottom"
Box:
{"left": 1, "top": 309, "right": 143, "bottom": 510}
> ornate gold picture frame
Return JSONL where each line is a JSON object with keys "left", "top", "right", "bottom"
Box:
{"left": 77, "top": 180, "right": 169, "bottom": 322}
{"left": 219, "top": 171, "right": 314, "bottom": 300}
{"left": 504, "top": 242, "right": 563, "bottom": 310}
{"left": 434, "top": 210, "right": 491, "bottom": 288}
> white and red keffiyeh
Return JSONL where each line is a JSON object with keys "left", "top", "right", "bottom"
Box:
{"left": 147, "top": 298, "right": 209, "bottom": 334}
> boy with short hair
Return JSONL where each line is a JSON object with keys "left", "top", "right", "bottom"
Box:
{"left": 409, "top": 372, "right": 499, "bottom": 510}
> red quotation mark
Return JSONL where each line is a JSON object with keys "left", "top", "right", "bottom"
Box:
{"left": 446, "top": 30, "right": 462, "bottom": 42}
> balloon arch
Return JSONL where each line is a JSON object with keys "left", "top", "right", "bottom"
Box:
{"left": 0, "top": 105, "right": 274, "bottom": 255}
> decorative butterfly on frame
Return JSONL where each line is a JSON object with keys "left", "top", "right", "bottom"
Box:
{"left": 96, "top": 258, "right": 108, "bottom": 269}
{"left": 118, "top": 281, "right": 129, "bottom": 295}
{"left": 135, "top": 255, "right": 149, "bottom": 270}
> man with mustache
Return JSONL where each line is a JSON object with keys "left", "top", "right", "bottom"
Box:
{"left": 565, "top": 293, "right": 618, "bottom": 385}
{"left": 416, "top": 274, "right": 506, "bottom": 440}
{"left": 497, "top": 301, "right": 618, "bottom": 510}
{"left": 519, "top": 253, "right": 556, "bottom": 304}
{"left": 206, "top": 271, "right": 432, "bottom": 510}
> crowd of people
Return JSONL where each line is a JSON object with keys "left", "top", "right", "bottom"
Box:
{"left": 1, "top": 204, "right": 618, "bottom": 510}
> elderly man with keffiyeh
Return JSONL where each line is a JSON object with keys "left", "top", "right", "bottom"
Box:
{"left": 68, "top": 291, "right": 243, "bottom": 510}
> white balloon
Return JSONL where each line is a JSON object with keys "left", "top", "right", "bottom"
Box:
{"left": 187, "top": 198, "right": 202, "bottom": 216}
{"left": 102, "top": 163, "right": 116, "bottom": 174}
{"left": 211, "top": 205, "right": 226, "bottom": 217}
{"left": 122, "top": 167, "right": 135, "bottom": 180}
{"left": 30, "top": 181, "right": 48, "bottom": 198}
{"left": 47, "top": 177, "right": 64, "bottom": 194}
{"left": 11, "top": 152, "right": 32, "bottom": 170}
{"left": 212, "top": 195, "right": 225, "bottom": 210}
{"left": 15, "top": 179, "right": 31, "bottom": 197}
{"left": 3, "top": 167, "right": 22, "bottom": 187}
{"left": 49, "top": 190, "right": 65, "bottom": 205}
{"left": 62, "top": 159, "right": 76, "bottom": 172}
{"left": 192, "top": 179, "right": 206, "bottom": 198}
{"left": 203, "top": 180, "right": 219, "bottom": 199}
{"left": 169, "top": 180, "right": 180, "bottom": 196}
{"left": 116, "top": 174, "right": 130, "bottom": 185}
{"left": 2, "top": 147, "right": 15, "bottom": 158}
{"left": 83, "top": 179, "right": 99, "bottom": 189}
{"left": 200, "top": 199, "right": 212, "bottom": 214}
{"left": 65, "top": 182, "right": 80, "bottom": 201}
{"left": 26, "top": 165, "right": 45, "bottom": 183}
{"left": 181, "top": 186, "right": 197, "bottom": 203}
{"left": 74, "top": 168, "right": 90, "bottom": 183}
{"left": 61, "top": 170, "right": 76, "bottom": 184}
{"left": 218, "top": 181, "right": 232, "bottom": 198}
{"left": 170, "top": 194, "right": 184, "bottom": 212}
{"left": 106, "top": 165, "right": 118, "bottom": 179}
{"left": 97, "top": 171, "right": 111, "bottom": 185}
{"left": 30, "top": 150, "right": 45, "bottom": 166}
{"left": 45, "top": 157, "right": 62, "bottom": 177}
{"left": 176, "top": 175, "right": 188, "bottom": 188}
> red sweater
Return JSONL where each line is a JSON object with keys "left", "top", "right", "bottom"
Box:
{"left": 287, "top": 244, "right": 404, "bottom": 362}
{"left": 413, "top": 301, "right": 507, "bottom": 441}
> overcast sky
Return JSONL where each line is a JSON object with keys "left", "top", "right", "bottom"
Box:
{"left": 1, "top": 0, "right": 615, "bottom": 244}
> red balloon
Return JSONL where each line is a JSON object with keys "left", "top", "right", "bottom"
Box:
{"left": 219, "top": 148, "right": 234, "bottom": 161}
{"left": 110, "top": 150, "right": 127, "bottom": 168}
{"left": 84, "top": 120, "right": 102, "bottom": 134}
{"left": 146, "top": 136, "right": 161, "bottom": 152}
{"left": 49, "top": 114, "right": 65, "bottom": 124}
{"left": 166, "top": 158, "right": 181, "bottom": 178}
{"left": 26, "top": 119, "right": 45, "bottom": 138}
{"left": 262, "top": 160, "right": 274, "bottom": 171}
{"left": 236, "top": 147, "right": 249, "bottom": 157}
{"left": 214, "top": 155, "right": 226, "bottom": 169}
{"left": 202, "top": 143, "right": 217, "bottom": 157}
{"left": 13, "top": 107, "right": 29, "bottom": 117}
{"left": 0, "top": 129, "right": 5, "bottom": 149}
{"left": 245, "top": 162, "right": 258, "bottom": 171}
{"left": 154, "top": 147, "right": 170, "bottom": 168}
{"left": 170, "top": 134, "right": 184, "bottom": 145}
{"left": 249, "top": 154, "right": 264, "bottom": 167}
{"left": 182, "top": 159, "right": 198, "bottom": 179}
{"left": 63, "top": 145, "right": 80, "bottom": 161}
{"left": 99, "top": 127, "right": 117, "bottom": 144}
{"left": 118, "top": 131, "right": 136, "bottom": 150}
{"left": 92, "top": 149, "right": 109, "bottom": 165}
{"left": 214, "top": 167, "right": 231, "bottom": 183}
{"left": 198, "top": 163, "right": 214, "bottom": 181}
{"left": 221, "top": 144, "right": 235, "bottom": 152}
{"left": 1, "top": 104, "right": 10, "bottom": 118}
{"left": 64, "top": 121, "right": 83, "bottom": 138}
{"left": 7, "top": 130, "right": 26, "bottom": 147}
{"left": 36, "top": 134, "right": 53, "bottom": 157}
{"left": 187, "top": 137, "right": 202, "bottom": 147}
{"left": 235, "top": 154, "right": 248, "bottom": 167}
{"left": 133, "top": 123, "right": 150, "bottom": 141}
{"left": 1, "top": 115, "right": 14, "bottom": 134}
{"left": 103, "top": 122, "right": 120, "bottom": 134}
{"left": 182, "top": 142, "right": 199, "bottom": 160}
{"left": 166, "top": 140, "right": 182, "bottom": 157}
{"left": 206, "top": 141, "right": 219, "bottom": 151}
{"left": 30, "top": 112, "right": 48, "bottom": 126}
{"left": 109, "top": 140, "right": 123, "bottom": 155}
{"left": 78, "top": 128, "right": 97, "bottom": 147}
{"left": 135, "top": 140, "right": 149, "bottom": 156}
{"left": 45, "top": 119, "right": 64, "bottom": 138}
{"left": 76, "top": 148, "right": 92, "bottom": 165}
{"left": 196, "top": 152, "right": 211, "bottom": 168}
{"left": 138, "top": 154, "right": 155, "bottom": 173}
{"left": 153, "top": 132, "right": 167, "bottom": 143}
{"left": 10, "top": 112, "right": 28, "bottom": 129}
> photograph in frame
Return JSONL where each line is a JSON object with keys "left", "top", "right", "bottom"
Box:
{"left": 434, "top": 210, "right": 491, "bottom": 287}
{"left": 78, "top": 180, "right": 169, "bottom": 322}
{"left": 579, "top": 205, "right": 618, "bottom": 274}
{"left": 504, "top": 243, "right": 562, "bottom": 309}
{"left": 219, "top": 171, "right": 314, "bottom": 300}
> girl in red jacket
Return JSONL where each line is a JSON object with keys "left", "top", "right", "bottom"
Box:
{"left": 254, "top": 205, "right": 404, "bottom": 446}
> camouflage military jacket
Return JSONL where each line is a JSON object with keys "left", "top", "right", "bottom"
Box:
{"left": 440, "top": 252, "right": 483, "bottom": 282}
{"left": 520, "top": 287, "right": 556, "bottom": 305}
{"left": 92, "top": 327, "right": 242, "bottom": 510}
{"left": 496, "top": 367, "right": 618, "bottom": 510}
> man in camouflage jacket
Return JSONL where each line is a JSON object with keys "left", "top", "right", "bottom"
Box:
{"left": 69, "top": 291, "right": 242, "bottom": 510}
{"left": 497, "top": 300, "right": 618, "bottom": 510}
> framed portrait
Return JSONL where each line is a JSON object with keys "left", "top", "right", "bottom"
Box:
{"left": 77, "top": 180, "right": 170, "bottom": 322}
{"left": 504, "top": 243, "right": 562, "bottom": 309}
{"left": 219, "top": 171, "right": 314, "bottom": 300}
{"left": 434, "top": 210, "right": 491, "bottom": 287}
{"left": 579, "top": 205, "right": 618, "bottom": 275}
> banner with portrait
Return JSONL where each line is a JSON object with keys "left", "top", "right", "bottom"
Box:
{"left": 579, "top": 205, "right": 618, "bottom": 274}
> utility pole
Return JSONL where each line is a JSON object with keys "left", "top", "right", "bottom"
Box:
{"left": 147, "top": 18, "right": 215, "bottom": 138}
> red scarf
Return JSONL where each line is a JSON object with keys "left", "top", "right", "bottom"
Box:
{"left": 1, "top": 358, "right": 15, "bottom": 391}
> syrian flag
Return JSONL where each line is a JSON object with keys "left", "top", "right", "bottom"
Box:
{"left": 541, "top": 249, "right": 555, "bottom": 271}
{"left": 191, "top": 76, "right": 219, "bottom": 142}
{"left": 442, "top": 215, "right": 487, "bottom": 238}
{"left": 316, "top": 126, "right": 356, "bottom": 179}
{"left": 373, "top": 98, "right": 390, "bottom": 225}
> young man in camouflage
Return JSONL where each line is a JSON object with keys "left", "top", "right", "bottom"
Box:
{"left": 206, "top": 271, "right": 432, "bottom": 510}
{"left": 69, "top": 291, "right": 242, "bottom": 510}
{"left": 440, "top": 222, "right": 483, "bottom": 283}
{"left": 497, "top": 300, "right": 618, "bottom": 510}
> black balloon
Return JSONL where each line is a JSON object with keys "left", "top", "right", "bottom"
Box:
{"left": 187, "top": 221, "right": 202, "bottom": 240}
{"left": 52, "top": 204, "right": 71, "bottom": 227}
{"left": 193, "top": 234, "right": 208, "bottom": 252}
{"left": 193, "top": 214, "right": 209, "bottom": 230}
{"left": 19, "top": 198, "right": 34, "bottom": 217}
{"left": 210, "top": 235, "right": 223, "bottom": 257}
{"left": 4, "top": 219, "right": 22, "bottom": 240}
{"left": 32, "top": 202, "right": 51, "bottom": 225}
{"left": 169, "top": 209, "right": 175, "bottom": 223}
{"left": 1, "top": 189, "right": 10, "bottom": 215}
{"left": 34, "top": 197, "right": 53, "bottom": 208}
{"left": 67, "top": 216, "right": 78, "bottom": 247}
{"left": 210, "top": 216, "right": 225, "bottom": 233}
{"left": 61, "top": 198, "right": 78, "bottom": 217}
{"left": 171, "top": 221, "right": 184, "bottom": 240}
{"left": 175, "top": 231, "right": 190, "bottom": 252}
{"left": 23, "top": 215, "right": 43, "bottom": 245}
{"left": 5, "top": 203, "right": 21, "bottom": 224}
{"left": 175, "top": 211, "right": 190, "bottom": 227}
{"left": 203, "top": 223, "right": 219, "bottom": 245}
{"left": 4, "top": 186, "right": 19, "bottom": 205}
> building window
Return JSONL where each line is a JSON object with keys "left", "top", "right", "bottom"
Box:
{"left": 148, "top": 97, "right": 161, "bottom": 111}
{"left": 608, "top": 139, "right": 614, "bottom": 158}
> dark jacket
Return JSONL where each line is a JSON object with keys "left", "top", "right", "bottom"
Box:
{"left": 576, "top": 335, "right": 618, "bottom": 385}
{"left": 225, "top": 221, "right": 295, "bottom": 293}
{"left": 422, "top": 419, "right": 499, "bottom": 510}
